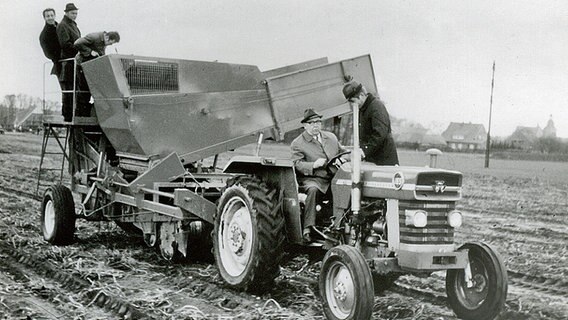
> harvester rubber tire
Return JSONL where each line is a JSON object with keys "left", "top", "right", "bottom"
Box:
{"left": 40, "top": 184, "right": 76, "bottom": 245}
{"left": 446, "top": 242, "right": 508, "bottom": 320}
{"left": 319, "top": 245, "right": 374, "bottom": 320}
{"left": 214, "top": 175, "right": 285, "bottom": 292}
{"left": 187, "top": 222, "right": 214, "bottom": 262}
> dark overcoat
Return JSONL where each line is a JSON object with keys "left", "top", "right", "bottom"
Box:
{"left": 74, "top": 32, "right": 107, "bottom": 64}
{"left": 291, "top": 130, "right": 346, "bottom": 193}
{"left": 56, "top": 15, "right": 80, "bottom": 82}
{"left": 359, "top": 93, "right": 399, "bottom": 165}
{"left": 39, "top": 22, "right": 61, "bottom": 76}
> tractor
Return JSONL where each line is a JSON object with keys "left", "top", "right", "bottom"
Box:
{"left": 38, "top": 53, "right": 507, "bottom": 320}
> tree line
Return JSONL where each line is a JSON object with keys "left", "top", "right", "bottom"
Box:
{"left": 0, "top": 94, "right": 59, "bottom": 129}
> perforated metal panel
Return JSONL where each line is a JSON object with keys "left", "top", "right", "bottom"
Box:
{"left": 121, "top": 59, "right": 179, "bottom": 95}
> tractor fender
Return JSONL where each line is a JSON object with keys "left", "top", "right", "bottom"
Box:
{"left": 223, "top": 155, "right": 294, "bottom": 174}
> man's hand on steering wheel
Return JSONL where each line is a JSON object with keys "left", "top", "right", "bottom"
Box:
{"left": 326, "top": 150, "right": 351, "bottom": 175}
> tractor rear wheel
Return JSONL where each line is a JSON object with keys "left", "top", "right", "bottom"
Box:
{"left": 40, "top": 184, "right": 76, "bottom": 245}
{"left": 319, "top": 245, "right": 374, "bottom": 320}
{"left": 446, "top": 242, "right": 508, "bottom": 320}
{"left": 213, "top": 176, "right": 284, "bottom": 292}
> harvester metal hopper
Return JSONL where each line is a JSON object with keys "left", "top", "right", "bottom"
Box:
{"left": 81, "top": 54, "right": 377, "bottom": 163}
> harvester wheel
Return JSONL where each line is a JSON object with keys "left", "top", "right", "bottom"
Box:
{"left": 319, "top": 245, "right": 374, "bottom": 320}
{"left": 214, "top": 176, "right": 284, "bottom": 292}
{"left": 186, "top": 221, "right": 214, "bottom": 262}
{"left": 40, "top": 184, "right": 76, "bottom": 245}
{"left": 446, "top": 242, "right": 508, "bottom": 320}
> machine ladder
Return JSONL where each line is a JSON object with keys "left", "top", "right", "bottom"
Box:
{"left": 36, "top": 119, "right": 70, "bottom": 195}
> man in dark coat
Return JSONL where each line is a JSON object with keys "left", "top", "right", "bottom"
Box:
{"left": 343, "top": 78, "right": 399, "bottom": 165}
{"left": 291, "top": 109, "right": 347, "bottom": 242}
{"left": 73, "top": 31, "right": 120, "bottom": 116}
{"left": 39, "top": 8, "right": 61, "bottom": 77}
{"left": 56, "top": 3, "right": 81, "bottom": 122}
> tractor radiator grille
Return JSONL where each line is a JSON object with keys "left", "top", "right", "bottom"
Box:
{"left": 121, "top": 59, "right": 179, "bottom": 95}
{"left": 398, "top": 201, "right": 455, "bottom": 245}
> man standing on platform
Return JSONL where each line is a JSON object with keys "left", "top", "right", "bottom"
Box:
{"left": 56, "top": 3, "right": 81, "bottom": 122}
{"left": 73, "top": 31, "right": 120, "bottom": 116}
{"left": 39, "top": 8, "right": 61, "bottom": 81}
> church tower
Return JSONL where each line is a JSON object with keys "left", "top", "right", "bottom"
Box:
{"left": 543, "top": 115, "right": 557, "bottom": 138}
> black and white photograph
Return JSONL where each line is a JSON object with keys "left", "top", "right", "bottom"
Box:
{"left": 0, "top": 1, "right": 567, "bottom": 319}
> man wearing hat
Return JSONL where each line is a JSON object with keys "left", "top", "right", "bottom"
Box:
{"left": 342, "top": 77, "right": 399, "bottom": 165}
{"left": 56, "top": 3, "right": 81, "bottom": 122}
{"left": 291, "top": 109, "right": 347, "bottom": 242}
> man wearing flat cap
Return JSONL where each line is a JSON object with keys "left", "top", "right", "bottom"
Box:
{"left": 343, "top": 77, "right": 399, "bottom": 165}
{"left": 291, "top": 109, "right": 347, "bottom": 242}
{"left": 57, "top": 3, "right": 81, "bottom": 122}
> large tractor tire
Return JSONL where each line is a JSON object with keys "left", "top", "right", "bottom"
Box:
{"left": 40, "top": 184, "right": 76, "bottom": 245}
{"left": 213, "top": 175, "right": 285, "bottom": 292}
{"left": 446, "top": 242, "right": 508, "bottom": 320}
{"left": 319, "top": 245, "right": 374, "bottom": 320}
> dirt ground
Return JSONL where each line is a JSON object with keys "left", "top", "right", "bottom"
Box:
{"left": 1, "top": 132, "right": 567, "bottom": 319}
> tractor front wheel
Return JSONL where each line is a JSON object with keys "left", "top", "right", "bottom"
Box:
{"left": 40, "top": 184, "right": 76, "bottom": 245}
{"left": 446, "top": 242, "right": 508, "bottom": 320}
{"left": 319, "top": 245, "right": 374, "bottom": 320}
{"left": 213, "top": 176, "right": 284, "bottom": 292}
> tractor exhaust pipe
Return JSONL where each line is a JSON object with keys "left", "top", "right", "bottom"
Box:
{"left": 351, "top": 102, "right": 361, "bottom": 217}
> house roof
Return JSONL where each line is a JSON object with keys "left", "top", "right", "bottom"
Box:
{"left": 508, "top": 126, "right": 542, "bottom": 142}
{"left": 442, "top": 122, "right": 486, "bottom": 144}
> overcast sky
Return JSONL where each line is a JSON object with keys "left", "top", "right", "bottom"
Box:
{"left": 1, "top": 0, "right": 567, "bottom": 137}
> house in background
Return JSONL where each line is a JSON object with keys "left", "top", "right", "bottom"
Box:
{"left": 507, "top": 116, "right": 556, "bottom": 150}
{"left": 394, "top": 123, "right": 447, "bottom": 150}
{"left": 508, "top": 126, "right": 542, "bottom": 149}
{"left": 441, "top": 122, "right": 487, "bottom": 151}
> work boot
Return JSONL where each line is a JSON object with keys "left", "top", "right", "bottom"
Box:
{"left": 303, "top": 227, "right": 312, "bottom": 243}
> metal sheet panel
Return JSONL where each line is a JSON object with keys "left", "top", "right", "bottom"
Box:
{"left": 265, "top": 55, "right": 377, "bottom": 138}
{"left": 262, "top": 57, "right": 329, "bottom": 79}
{"left": 81, "top": 54, "right": 380, "bottom": 162}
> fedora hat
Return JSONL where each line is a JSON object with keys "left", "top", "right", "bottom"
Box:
{"left": 301, "top": 108, "right": 323, "bottom": 123}
{"left": 64, "top": 3, "right": 79, "bottom": 12}
{"left": 342, "top": 76, "right": 363, "bottom": 100}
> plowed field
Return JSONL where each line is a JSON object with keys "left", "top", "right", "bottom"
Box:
{"left": 1, "top": 132, "right": 567, "bottom": 319}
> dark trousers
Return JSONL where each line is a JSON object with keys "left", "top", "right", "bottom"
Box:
{"left": 61, "top": 80, "right": 74, "bottom": 122}
{"left": 304, "top": 187, "right": 331, "bottom": 229}
{"left": 75, "top": 67, "right": 92, "bottom": 116}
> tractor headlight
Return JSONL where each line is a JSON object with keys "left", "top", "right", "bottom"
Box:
{"left": 448, "top": 210, "right": 463, "bottom": 228}
{"left": 405, "top": 210, "right": 428, "bottom": 228}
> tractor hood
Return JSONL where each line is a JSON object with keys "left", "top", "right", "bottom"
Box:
{"left": 332, "top": 162, "right": 462, "bottom": 201}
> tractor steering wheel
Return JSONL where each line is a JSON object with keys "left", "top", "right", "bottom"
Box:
{"left": 326, "top": 150, "right": 351, "bottom": 176}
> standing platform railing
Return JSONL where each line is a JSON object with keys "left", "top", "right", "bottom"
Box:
{"left": 36, "top": 58, "right": 100, "bottom": 195}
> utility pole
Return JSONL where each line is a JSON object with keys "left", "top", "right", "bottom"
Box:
{"left": 485, "top": 61, "right": 496, "bottom": 168}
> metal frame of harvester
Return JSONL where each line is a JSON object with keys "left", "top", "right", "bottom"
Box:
{"left": 38, "top": 53, "right": 507, "bottom": 320}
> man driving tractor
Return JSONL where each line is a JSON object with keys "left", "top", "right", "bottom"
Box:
{"left": 291, "top": 108, "right": 347, "bottom": 243}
